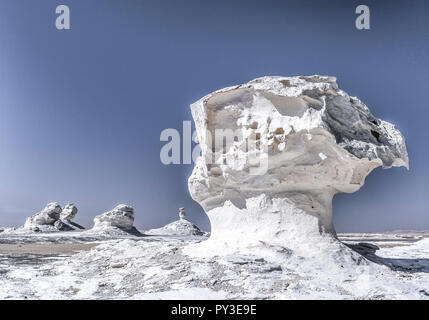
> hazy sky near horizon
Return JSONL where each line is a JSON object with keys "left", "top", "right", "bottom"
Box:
{"left": 0, "top": 0, "right": 428, "bottom": 232}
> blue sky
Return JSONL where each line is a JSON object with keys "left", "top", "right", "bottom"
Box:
{"left": 0, "top": 0, "right": 427, "bottom": 232}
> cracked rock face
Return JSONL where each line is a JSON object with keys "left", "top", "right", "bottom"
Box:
{"left": 93, "top": 205, "right": 135, "bottom": 231}
{"left": 24, "top": 202, "right": 62, "bottom": 230}
{"left": 188, "top": 76, "right": 408, "bottom": 251}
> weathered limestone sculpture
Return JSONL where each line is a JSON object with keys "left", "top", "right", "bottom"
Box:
{"left": 60, "top": 203, "right": 78, "bottom": 221}
{"left": 92, "top": 204, "right": 136, "bottom": 231}
{"left": 188, "top": 76, "right": 408, "bottom": 251}
{"left": 24, "top": 202, "right": 62, "bottom": 231}
{"left": 24, "top": 202, "right": 84, "bottom": 231}
{"left": 58, "top": 203, "right": 85, "bottom": 230}
{"left": 179, "top": 207, "right": 187, "bottom": 220}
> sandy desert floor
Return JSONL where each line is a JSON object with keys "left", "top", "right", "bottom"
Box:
{"left": 0, "top": 243, "right": 99, "bottom": 255}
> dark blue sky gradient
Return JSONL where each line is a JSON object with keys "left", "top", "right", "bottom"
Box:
{"left": 0, "top": 0, "right": 427, "bottom": 232}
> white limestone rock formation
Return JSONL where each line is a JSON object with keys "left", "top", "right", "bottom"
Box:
{"left": 60, "top": 203, "right": 78, "bottom": 221}
{"left": 22, "top": 202, "right": 84, "bottom": 232}
{"left": 187, "top": 76, "right": 408, "bottom": 254}
{"left": 179, "top": 207, "right": 187, "bottom": 220}
{"left": 57, "top": 203, "right": 85, "bottom": 230}
{"left": 145, "top": 207, "right": 206, "bottom": 236}
{"left": 92, "top": 205, "right": 140, "bottom": 235}
{"left": 24, "top": 202, "right": 63, "bottom": 231}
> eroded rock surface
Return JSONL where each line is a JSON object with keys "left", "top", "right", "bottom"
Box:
{"left": 188, "top": 76, "right": 408, "bottom": 253}
{"left": 92, "top": 205, "right": 139, "bottom": 235}
{"left": 23, "top": 202, "right": 84, "bottom": 232}
{"left": 24, "top": 203, "right": 63, "bottom": 231}
{"left": 60, "top": 204, "right": 78, "bottom": 221}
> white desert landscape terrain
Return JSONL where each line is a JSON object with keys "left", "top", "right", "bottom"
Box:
{"left": 1, "top": 76, "right": 426, "bottom": 300}
{"left": 0, "top": 228, "right": 428, "bottom": 300}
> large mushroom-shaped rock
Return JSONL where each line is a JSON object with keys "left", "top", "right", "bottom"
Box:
{"left": 92, "top": 205, "right": 136, "bottom": 231}
{"left": 145, "top": 207, "right": 206, "bottom": 236}
{"left": 187, "top": 76, "right": 408, "bottom": 253}
{"left": 24, "top": 202, "right": 62, "bottom": 230}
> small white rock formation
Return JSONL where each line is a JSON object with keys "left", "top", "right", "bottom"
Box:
{"left": 24, "top": 202, "right": 63, "bottom": 231}
{"left": 179, "top": 207, "right": 186, "bottom": 220}
{"left": 92, "top": 204, "right": 136, "bottom": 232}
{"left": 57, "top": 203, "right": 85, "bottom": 231}
{"left": 23, "top": 202, "right": 84, "bottom": 232}
{"left": 60, "top": 203, "right": 78, "bottom": 221}
{"left": 187, "top": 76, "right": 408, "bottom": 253}
{"left": 145, "top": 207, "right": 205, "bottom": 236}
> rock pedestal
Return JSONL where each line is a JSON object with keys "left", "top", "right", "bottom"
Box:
{"left": 179, "top": 207, "right": 186, "bottom": 220}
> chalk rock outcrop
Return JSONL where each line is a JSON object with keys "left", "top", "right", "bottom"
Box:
{"left": 92, "top": 205, "right": 136, "bottom": 231}
{"left": 60, "top": 203, "right": 78, "bottom": 221}
{"left": 188, "top": 76, "right": 408, "bottom": 252}
{"left": 56, "top": 203, "right": 86, "bottom": 230}
{"left": 23, "top": 202, "right": 84, "bottom": 232}
{"left": 179, "top": 207, "right": 187, "bottom": 220}
{"left": 24, "top": 202, "right": 63, "bottom": 231}
{"left": 146, "top": 207, "right": 206, "bottom": 236}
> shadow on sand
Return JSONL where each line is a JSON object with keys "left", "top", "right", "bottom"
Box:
{"left": 346, "top": 242, "right": 429, "bottom": 274}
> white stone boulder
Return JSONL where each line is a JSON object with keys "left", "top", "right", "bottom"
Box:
{"left": 179, "top": 207, "right": 187, "bottom": 220}
{"left": 23, "top": 202, "right": 84, "bottom": 232}
{"left": 60, "top": 203, "right": 78, "bottom": 221}
{"left": 187, "top": 76, "right": 408, "bottom": 253}
{"left": 24, "top": 202, "right": 62, "bottom": 230}
{"left": 93, "top": 205, "right": 135, "bottom": 231}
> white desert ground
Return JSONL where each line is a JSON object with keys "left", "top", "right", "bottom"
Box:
{"left": 0, "top": 229, "right": 428, "bottom": 300}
